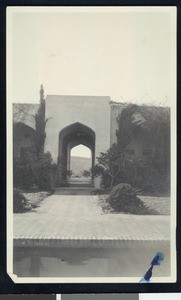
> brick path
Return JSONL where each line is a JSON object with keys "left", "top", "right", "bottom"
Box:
{"left": 14, "top": 193, "right": 170, "bottom": 246}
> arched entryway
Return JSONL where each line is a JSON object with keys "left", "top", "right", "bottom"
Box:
{"left": 58, "top": 122, "right": 95, "bottom": 186}
{"left": 70, "top": 144, "right": 92, "bottom": 174}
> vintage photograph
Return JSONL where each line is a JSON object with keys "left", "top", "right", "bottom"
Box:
{"left": 7, "top": 7, "right": 176, "bottom": 283}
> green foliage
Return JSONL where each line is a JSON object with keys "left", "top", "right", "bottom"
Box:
{"left": 13, "top": 153, "right": 36, "bottom": 189}
{"left": 91, "top": 188, "right": 105, "bottom": 195}
{"left": 136, "top": 106, "right": 170, "bottom": 194}
{"left": 13, "top": 86, "right": 58, "bottom": 191}
{"left": 139, "top": 106, "right": 170, "bottom": 176}
{"left": 34, "top": 87, "right": 46, "bottom": 157}
{"left": 27, "top": 151, "right": 57, "bottom": 190}
{"left": 116, "top": 104, "right": 140, "bottom": 148}
{"left": 13, "top": 188, "right": 31, "bottom": 213}
{"left": 81, "top": 169, "right": 91, "bottom": 177}
{"left": 93, "top": 105, "right": 141, "bottom": 190}
{"left": 107, "top": 183, "right": 154, "bottom": 214}
{"left": 95, "top": 104, "right": 170, "bottom": 195}
{"left": 122, "top": 156, "right": 170, "bottom": 195}
{"left": 93, "top": 143, "right": 126, "bottom": 189}
{"left": 35, "top": 152, "right": 57, "bottom": 190}
{"left": 13, "top": 151, "right": 57, "bottom": 190}
{"left": 66, "top": 170, "right": 73, "bottom": 177}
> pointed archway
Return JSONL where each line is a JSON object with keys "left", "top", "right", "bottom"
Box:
{"left": 58, "top": 122, "right": 95, "bottom": 186}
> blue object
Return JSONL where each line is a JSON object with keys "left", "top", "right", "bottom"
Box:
{"left": 151, "top": 252, "right": 164, "bottom": 266}
{"left": 140, "top": 252, "right": 164, "bottom": 283}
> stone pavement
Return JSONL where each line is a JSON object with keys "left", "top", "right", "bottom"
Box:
{"left": 14, "top": 193, "right": 170, "bottom": 247}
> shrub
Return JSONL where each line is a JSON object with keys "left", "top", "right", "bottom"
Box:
{"left": 34, "top": 152, "right": 57, "bottom": 190}
{"left": 94, "top": 104, "right": 170, "bottom": 196}
{"left": 13, "top": 156, "right": 36, "bottom": 189}
{"left": 107, "top": 183, "right": 154, "bottom": 214}
{"left": 91, "top": 188, "right": 105, "bottom": 195}
{"left": 81, "top": 169, "right": 91, "bottom": 177}
{"left": 13, "top": 151, "right": 58, "bottom": 191}
{"left": 13, "top": 188, "right": 31, "bottom": 213}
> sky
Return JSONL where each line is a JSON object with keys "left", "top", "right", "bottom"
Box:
{"left": 71, "top": 145, "right": 91, "bottom": 158}
{"left": 8, "top": 7, "right": 176, "bottom": 157}
{"left": 8, "top": 7, "right": 176, "bottom": 107}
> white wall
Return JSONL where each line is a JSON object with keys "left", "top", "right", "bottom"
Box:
{"left": 44, "top": 95, "right": 111, "bottom": 162}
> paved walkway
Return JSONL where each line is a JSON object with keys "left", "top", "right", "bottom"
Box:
{"left": 14, "top": 193, "right": 170, "bottom": 246}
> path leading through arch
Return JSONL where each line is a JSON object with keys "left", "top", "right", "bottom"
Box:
{"left": 14, "top": 192, "right": 170, "bottom": 246}
{"left": 13, "top": 193, "right": 170, "bottom": 278}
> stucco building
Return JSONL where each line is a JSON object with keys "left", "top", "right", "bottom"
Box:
{"left": 13, "top": 89, "right": 159, "bottom": 187}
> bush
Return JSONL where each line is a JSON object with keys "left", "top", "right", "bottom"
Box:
{"left": 13, "top": 188, "right": 31, "bottom": 213}
{"left": 34, "top": 152, "right": 57, "bottom": 190}
{"left": 81, "top": 169, "right": 91, "bottom": 177}
{"left": 13, "top": 156, "right": 36, "bottom": 189}
{"left": 112, "top": 156, "right": 170, "bottom": 196}
{"left": 91, "top": 188, "right": 105, "bottom": 195}
{"left": 107, "top": 183, "right": 154, "bottom": 214}
{"left": 13, "top": 151, "right": 58, "bottom": 191}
